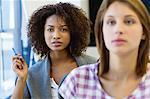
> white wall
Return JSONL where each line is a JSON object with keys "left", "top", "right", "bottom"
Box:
{"left": 86, "top": 47, "right": 99, "bottom": 59}
{"left": 23, "top": 0, "right": 89, "bottom": 18}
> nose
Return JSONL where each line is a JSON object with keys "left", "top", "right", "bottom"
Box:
{"left": 53, "top": 31, "right": 60, "bottom": 39}
{"left": 115, "top": 31, "right": 123, "bottom": 35}
{"left": 114, "top": 22, "right": 124, "bottom": 35}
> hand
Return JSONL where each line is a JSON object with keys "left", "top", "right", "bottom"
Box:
{"left": 12, "top": 54, "right": 28, "bottom": 82}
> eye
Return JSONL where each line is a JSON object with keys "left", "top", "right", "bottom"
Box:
{"left": 47, "top": 28, "right": 54, "bottom": 32}
{"left": 60, "top": 28, "right": 69, "bottom": 32}
{"left": 124, "top": 18, "right": 136, "bottom": 25}
{"left": 106, "top": 19, "right": 116, "bottom": 26}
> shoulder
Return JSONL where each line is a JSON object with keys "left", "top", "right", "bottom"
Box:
{"left": 146, "top": 64, "right": 150, "bottom": 78}
{"left": 59, "top": 63, "right": 99, "bottom": 98}
{"left": 75, "top": 53, "right": 98, "bottom": 66}
{"left": 74, "top": 62, "right": 99, "bottom": 73}
{"left": 146, "top": 63, "right": 150, "bottom": 76}
{"left": 65, "top": 63, "right": 99, "bottom": 81}
{"left": 28, "top": 55, "right": 50, "bottom": 76}
{"left": 142, "top": 64, "right": 150, "bottom": 85}
{"left": 29, "top": 56, "right": 48, "bottom": 70}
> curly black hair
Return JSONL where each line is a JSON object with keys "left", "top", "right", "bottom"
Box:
{"left": 27, "top": 2, "right": 91, "bottom": 57}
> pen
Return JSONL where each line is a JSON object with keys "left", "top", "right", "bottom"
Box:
{"left": 12, "top": 48, "right": 17, "bottom": 55}
{"left": 12, "top": 48, "right": 24, "bottom": 69}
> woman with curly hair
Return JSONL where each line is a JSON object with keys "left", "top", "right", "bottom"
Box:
{"left": 11, "top": 2, "right": 96, "bottom": 99}
{"left": 59, "top": 0, "right": 150, "bottom": 98}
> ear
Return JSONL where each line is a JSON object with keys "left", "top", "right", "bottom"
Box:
{"left": 141, "top": 33, "right": 146, "bottom": 40}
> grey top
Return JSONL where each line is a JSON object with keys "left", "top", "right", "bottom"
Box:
{"left": 23, "top": 54, "right": 97, "bottom": 99}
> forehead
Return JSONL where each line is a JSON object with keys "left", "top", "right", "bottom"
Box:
{"left": 104, "top": 1, "right": 138, "bottom": 18}
{"left": 45, "top": 15, "right": 66, "bottom": 25}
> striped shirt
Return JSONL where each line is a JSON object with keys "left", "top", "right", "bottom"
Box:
{"left": 58, "top": 63, "right": 150, "bottom": 99}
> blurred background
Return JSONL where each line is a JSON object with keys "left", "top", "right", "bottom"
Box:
{"left": 0, "top": 0, "right": 149, "bottom": 98}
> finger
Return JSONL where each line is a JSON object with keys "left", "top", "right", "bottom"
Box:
{"left": 13, "top": 59, "right": 23, "bottom": 66}
{"left": 12, "top": 55, "right": 23, "bottom": 62}
{"left": 12, "top": 63, "right": 20, "bottom": 72}
{"left": 12, "top": 56, "right": 19, "bottom": 61}
{"left": 13, "top": 62, "right": 23, "bottom": 70}
{"left": 20, "top": 58, "right": 28, "bottom": 68}
{"left": 12, "top": 59, "right": 24, "bottom": 70}
{"left": 15, "top": 55, "right": 25, "bottom": 64}
{"left": 12, "top": 55, "right": 28, "bottom": 70}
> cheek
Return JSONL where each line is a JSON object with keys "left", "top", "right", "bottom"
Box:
{"left": 66, "top": 36, "right": 71, "bottom": 45}
{"left": 103, "top": 23, "right": 111, "bottom": 37}
{"left": 103, "top": 28, "right": 112, "bottom": 43}
{"left": 131, "top": 24, "right": 143, "bottom": 39}
{"left": 130, "top": 34, "right": 143, "bottom": 45}
{"left": 65, "top": 34, "right": 71, "bottom": 42}
{"left": 45, "top": 38, "right": 49, "bottom": 46}
{"left": 103, "top": 34, "right": 111, "bottom": 48}
{"left": 103, "top": 30, "right": 114, "bottom": 50}
{"left": 44, "top": 33, "right": 52, "bottom": 45}
{"left": 44, "top": 32, "right": 48, "bottom": 41}
{"left": 129, "top": 27, "right": 143, "bottom": 41}
{"left": 44, "top": 34, "right": 48, "bottom": 41}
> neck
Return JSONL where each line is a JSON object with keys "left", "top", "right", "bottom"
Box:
{"left": 108, "top": 50, "right": 138, "bottom": 80}
{"left": 50, "top": 50, "right": 72, "bottom": 63}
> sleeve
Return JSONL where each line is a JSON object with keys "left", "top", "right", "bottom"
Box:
{"left": 23, "top": 84, "right": 31, "bottom": 99}
{"left": 58, "top": 69, "right": 77, "bottom": 99}
{"left": 8, "top": 77, "right": 31, "bottom": 99}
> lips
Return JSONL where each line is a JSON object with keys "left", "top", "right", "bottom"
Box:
{"left": 112, "top": 38, "right": 127, "bottom": 45}
{"left": 52, "top": 41, "right": 62, "bottom": 47}
{"left": 112, "top": 39, "right": 126, "bottom": 42}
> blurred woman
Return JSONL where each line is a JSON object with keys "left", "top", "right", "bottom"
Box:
{"left": 59, "top": 0, "right": 150, "bottom": 98}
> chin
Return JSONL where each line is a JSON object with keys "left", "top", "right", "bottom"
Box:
{"left": 113, "top": 51, "right": 129, "bottom": 56}
{"left": 53, "top": 48, "right": 64, "bottom": 51}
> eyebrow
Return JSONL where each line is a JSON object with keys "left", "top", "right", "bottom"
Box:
{"left": 47, "top": 25, "right": 68, "bottom": 27}
{"left": 107, "top": 15, "right": 137, "bottom": 18}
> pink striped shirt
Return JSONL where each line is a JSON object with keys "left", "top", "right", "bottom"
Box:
{"left": 59, "top": 63, "right": 150, "bottom": 99}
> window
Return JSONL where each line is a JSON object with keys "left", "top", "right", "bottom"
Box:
{"left": 0, "top": 33, "right": 15, "bottom": 98}
{"left": 1, "top": 0, "right": 15, "bottom": 31}
{"left": 0, "top": 0, "right": 16, "bottom": 98}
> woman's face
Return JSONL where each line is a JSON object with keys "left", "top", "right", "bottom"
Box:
{"left": 44, "top": 15, "right": 70, "bottom": 52}
{"left": 103, "top": 1, "right": 145, "bottom": 55}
